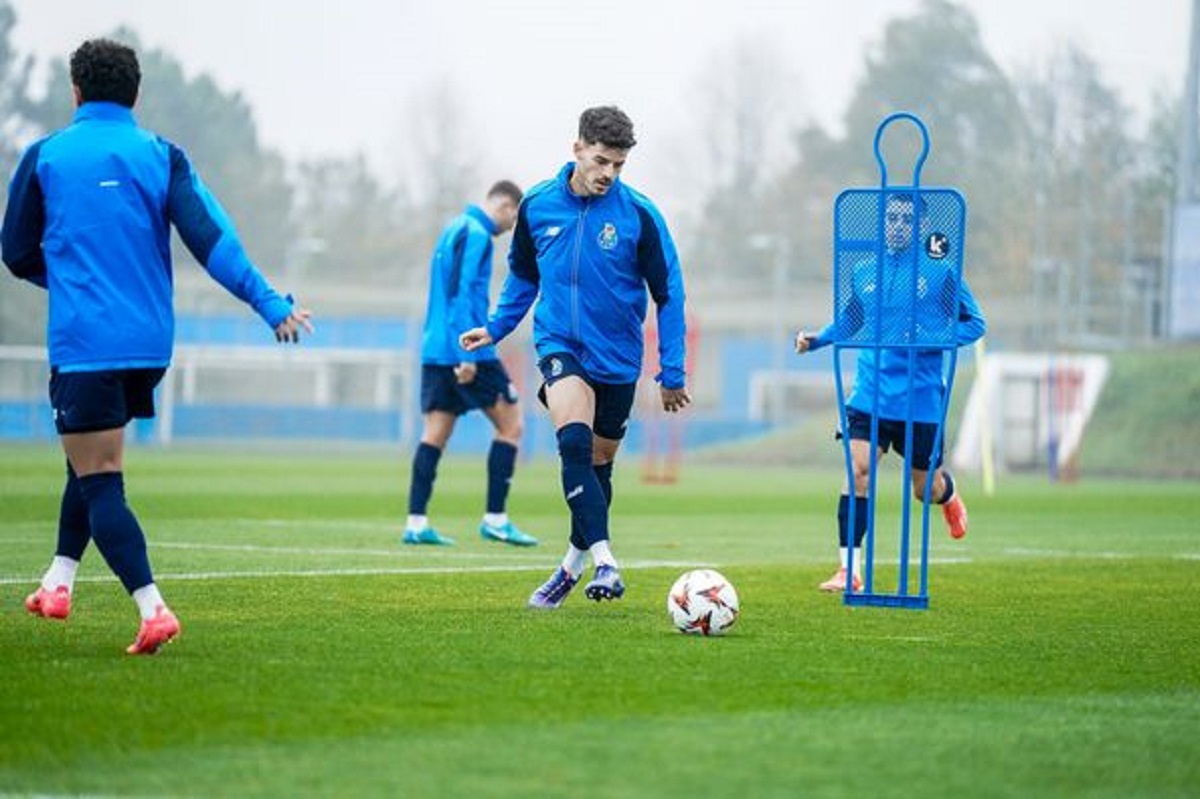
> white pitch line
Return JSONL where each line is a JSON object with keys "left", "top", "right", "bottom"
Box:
{"left": 151, "top": 541, "right": 547, "bottom": 560}
{"left": 1, "top": 537, "right": 549, "bottom": 561}
{"left": 257, "top": 518, "right": 399, "bottom": 528}
{"left": 845, "top": 635, "right": 940, "bottom": 643}
{"left": 1001, "top": 547, "right": 1200, "bottom": 560}
{"left": 0, "top": 558, "right": 711, "bottom": 585}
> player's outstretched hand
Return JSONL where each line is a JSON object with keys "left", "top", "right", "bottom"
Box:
{"left": 794, "top": 330, "right": 817, "bottom": 354}
{"left": 459, "top": 327, "right": 493, "bottom": 352}
{"left": 660, "top": 386, "right": 691, "bottom": 413}
{"left": 275, "top": 308, "right": 314, "bottom": 343}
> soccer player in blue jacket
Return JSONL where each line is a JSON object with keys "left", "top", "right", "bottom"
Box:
{"left": 460, "top": 106, "right": 691, "bottom": 608}
{"left": 403, "top": 180, "right": 538, "bottom": 548}
{"left": 795, "top": 192, "right": 986, "bottom": 592}
{"left": 2, "top": 39, "right": 313, "bottom": 653}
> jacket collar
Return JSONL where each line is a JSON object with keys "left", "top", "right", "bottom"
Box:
{"left": 556, "top": 162, "right": 576, "bottom": 192}
{"left": 465, "top": 204, "right": 497, "bottom": 235}
{"left": 73, "top": 102, "right": 137, "bottom": 125}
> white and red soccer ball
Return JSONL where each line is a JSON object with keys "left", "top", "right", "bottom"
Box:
{"left": 666, "top": 569, "right": 739, "bottom": 636}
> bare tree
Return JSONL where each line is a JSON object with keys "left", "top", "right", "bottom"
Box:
{"left": 694, "top": 35, "right": 797, "bottom": 196}
{"left": 1015, "top": 43, "right": 1141, "bottom": 344}
{"left": 393, "top": 76, "right": 482, "bottom": 240}
{"left": 683, "top": 34, "right": 804, "bottom": 289}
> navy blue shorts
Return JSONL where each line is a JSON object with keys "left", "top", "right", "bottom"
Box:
{"left": 842, "top": 407, "right": 944, "bottom": 471}
{"left": 49, "top": 368, "right": 167, "bottom": 435}
{"left": 420, "top": 360, "right": 518, "bottom": 416}
{"left": 536, "top": 352, "right": 637, "bottom": 440}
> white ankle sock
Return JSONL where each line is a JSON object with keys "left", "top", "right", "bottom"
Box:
{"left": 132, "top": 584, "right": 166, "bottom": 620}
{"left": 42, "top": 556, "right": 80, "bottom": 592}
{"left": 562, "top": 545, "right": 588, "bottom": 577}
{"left": 589, "top": 540, "right": 617, "bottom": 569}
{"left": 838, "top": 547, "right": 862, "bottom": 574}
{"left": 406, "top": 515, "right": 428, "bottom": 532}
{"left": 483, "top": 512, "right": 507, "bottom": 527}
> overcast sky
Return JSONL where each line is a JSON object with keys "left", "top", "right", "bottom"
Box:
{"left": 7, "top": 0, "right": 1191, "bottom": 210}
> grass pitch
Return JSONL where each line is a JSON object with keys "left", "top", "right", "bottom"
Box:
{"left": 1, "top": 443, "right": 1198, "bottom": 798}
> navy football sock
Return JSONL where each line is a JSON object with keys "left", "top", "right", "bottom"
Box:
{"left": 570, "top": 461, "right": 614, "bottom": 550}
{"left": 593, "top": 461, "right": 614, "bottom": 507}
{"left": 408, "top": 442, "right": 442, "bottom": 515}
{"left": 56, "top": 463, "right": 91, "bottom": 561}
{"left": 485, "top": 440, "right": 518, "bottom": 515}
{"left": 854, "top": 496, "right": 868, "bottom": 546}
{"left": 557, "top": 422, "right": 608, "bottom": 547}
{"left": 77, "top": 472, "right": 153, "bottom": 593}
{"left": 838, "top": 495, "right": 869, "bottom": 548}
{"left": 569, "top": 517, "right": 588, "bottom": 551}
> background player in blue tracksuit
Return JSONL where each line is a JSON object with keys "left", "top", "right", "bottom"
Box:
{"left": 2, "top": 39, "right": 313, "bottom": 654}
{"left": 460, "top": 106, "right": 691, "bottom": 608}
{"left": 795, "top": 192, "right": 986, "bottom": 593}
{"left": 403, "top": 180, "right": 538, "bottom": 548}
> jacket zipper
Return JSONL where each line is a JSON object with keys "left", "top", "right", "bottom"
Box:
{"left": 571, "top": 199, "right": 589, "bottom": 342}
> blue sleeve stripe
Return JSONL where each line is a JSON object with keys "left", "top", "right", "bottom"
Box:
{"left": 444, "top": 224, "right": 470, "bottom": 301}
{"left": 508, "top": 201, "right": 540, "bottom": 283}
{"left": 166, "top": 142, "right": 223, "bottom": 263}
{"left": 633, "top": 195, "right": 688, "bottom": 388}
{"left": 487, "top": 201, "right": 540, "bottom": 343}
{"left": 634, "top": 203, "right": 670, "bottom": 305}
{"left": 1, "top": 141, "right": 48, "bottom": 283}
{"left": 450, "top": 225, "right": 493, "bottom": 362}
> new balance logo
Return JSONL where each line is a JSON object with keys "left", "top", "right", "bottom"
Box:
{"left": 566, "top": 485, "right": 583, "bottom": 500}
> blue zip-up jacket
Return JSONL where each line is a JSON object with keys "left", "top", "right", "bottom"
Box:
{"left": 808, "top": 248, "right": 986, "bottom": 422}
{"left": 421, "top": 204, "right": 498, "bottom": 365}
{"left": 486, "top": 163, "right": 687, "bottom": 388}
{"left": 1, "top": 102, "right": 293, "bottom": 372}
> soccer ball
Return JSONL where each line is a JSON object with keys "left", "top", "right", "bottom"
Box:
{"left": 666, "top": 569, "right": 739, "bottom": 636}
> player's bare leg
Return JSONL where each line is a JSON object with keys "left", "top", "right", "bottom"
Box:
{"left": 912, "top": 467, "right": 967, "bottom": 539}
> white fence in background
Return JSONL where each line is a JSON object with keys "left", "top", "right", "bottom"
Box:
{"left": 0, "top": 344, "right": 416, "bottom": 446}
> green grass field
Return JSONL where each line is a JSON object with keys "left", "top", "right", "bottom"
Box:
{"left": 2, "top": 443, "right": 1198, "bottom": 798}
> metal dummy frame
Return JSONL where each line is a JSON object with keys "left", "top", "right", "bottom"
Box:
{"left": 831, "top": 111, "right": 966, "bottom": 609}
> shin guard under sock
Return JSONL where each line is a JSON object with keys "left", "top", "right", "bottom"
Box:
{"left": 557, "top": 423, "right": 609, "bottom": 548}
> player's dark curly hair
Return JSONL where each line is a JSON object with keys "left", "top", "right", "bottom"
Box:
{"left": 578, "top": 106, "right": 637, "bottom": 150}
{"left": 70, "top": 38, "right": 140, "bottom": 107}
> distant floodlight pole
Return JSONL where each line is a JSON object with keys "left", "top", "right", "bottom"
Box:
{"left": 1166, "top": 0, "right": 1200, "bottom": 338}
{"left": 1177, "top": 0, "right": 1200, "bottom": 206}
